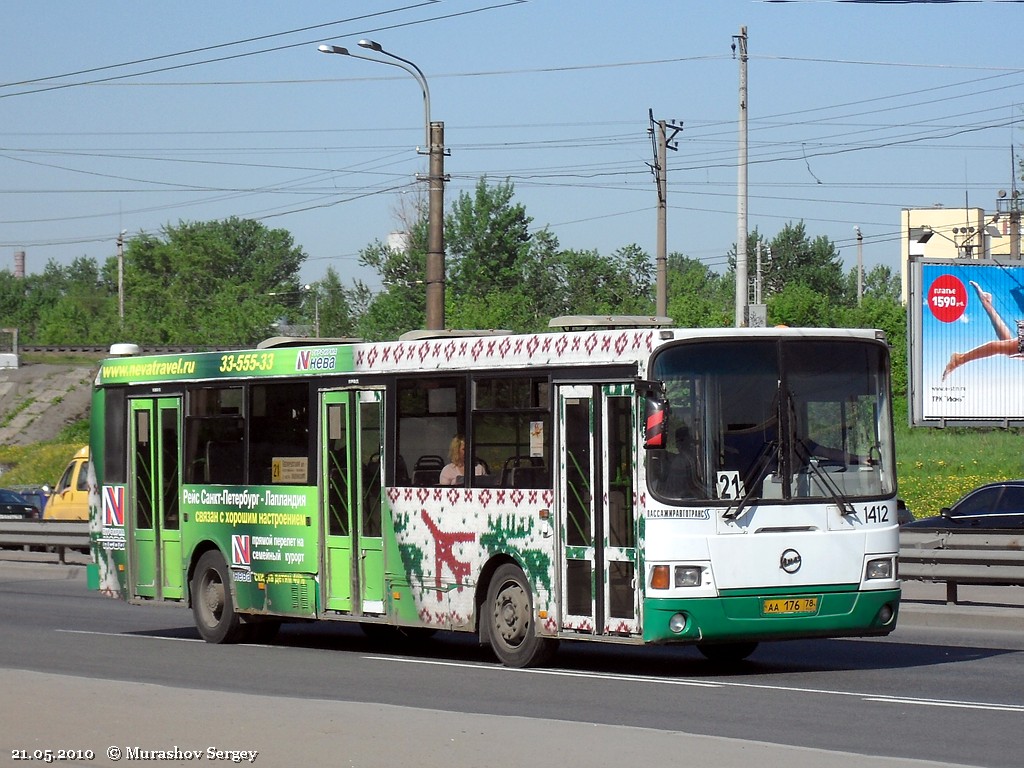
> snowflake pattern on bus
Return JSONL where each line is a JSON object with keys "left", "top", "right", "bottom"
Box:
{"left": 354, "top": 330, "right": 656, "bottom": 373}
{"left": 389, "top": 486, "right": 554, "bottom": 632}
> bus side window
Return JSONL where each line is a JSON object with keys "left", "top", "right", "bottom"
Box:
{"left": 205, "top": 440, "right": 244, "bottom": 485}
{"left": 472, "top": 376, "right": 550, "bottom": 489}
{"left": 396, "top": 377, "right": 464, "bottom": 487}
{"left": 185, "top": 386, "right": 245, "bottom": 485}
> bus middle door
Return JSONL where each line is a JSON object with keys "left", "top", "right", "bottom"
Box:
{"left": 321, "top": 390, "right": 385, "bottom": 615}
{"left": 128, "top": 397, "right": 183, "bottom": 600}
{"left": 557, "top": 384, "right": 640, "bottom": 637}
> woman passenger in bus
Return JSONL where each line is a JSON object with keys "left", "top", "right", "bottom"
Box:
{"left": 439, "top": 435, "right": 486, "bottom": 486}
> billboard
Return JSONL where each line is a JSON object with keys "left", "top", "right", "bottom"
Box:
{"left": 909, "top": 257, "right": 1024, "bottom": 426}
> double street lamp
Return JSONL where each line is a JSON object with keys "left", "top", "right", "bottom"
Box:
{"left": 318, "top": 40, "right": 446, "bottom": 330}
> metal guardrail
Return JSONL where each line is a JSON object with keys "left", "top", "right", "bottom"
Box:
{"left": 18, "top": 344, "right": 236, "bottom": 355}
{"left": 3, "top": 522, "right": 1023, "bottom": 603}
{"left": 0, "top": 521, "right": 90, "bottom": 564}
{"left": 899, "top": 529, "right": 1024, "bottom": 604}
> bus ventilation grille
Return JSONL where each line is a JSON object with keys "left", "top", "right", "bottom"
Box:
{"left": 291, "top": 581, "right": 313, "bottom": 615}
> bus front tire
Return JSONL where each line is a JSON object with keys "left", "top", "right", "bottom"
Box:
{"left": 485, "top": 563, "right": 557, "bottom": 668}
{"left": 191, "top": 550, "right": 243, "bottom": 644}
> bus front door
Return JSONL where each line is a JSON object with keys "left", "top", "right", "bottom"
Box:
{"left": 128, "top": 397, "right": 183, "bottom": 600}
{"left": 321, "top": 390, "right": 386, "bottom": 615}
{"left": 558, "top": 384, "right": 640, "bottom": 637}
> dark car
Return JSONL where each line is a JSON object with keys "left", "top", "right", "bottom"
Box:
{"left": 896, "top": 498, "right": 913, "bottom": 526}
{"left": 0, "top": 488, "right": 39, "bottom": 521}
{"left": 902, "top": 480, "right": 1024, "bottom": 530}
{"left": 5, "top": 485, "right": 50, "bottom": 517}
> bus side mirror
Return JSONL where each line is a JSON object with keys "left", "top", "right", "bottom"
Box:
{"left": 643, "top": 395, "right": 668, "bottom": 449}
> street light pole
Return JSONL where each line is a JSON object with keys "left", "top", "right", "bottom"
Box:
{"left": 854, "top": 226, "right": 863, "bottom": 306}
{"left": 116, "top": 229, "right": 127, "bottom": 321}
{"left": 303, "top": 284, "right": 320, "bottom": 337}
{"left": 318, "top": 41, "right": 446, "bottom": 330}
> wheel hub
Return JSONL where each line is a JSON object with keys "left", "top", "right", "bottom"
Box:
{"left": 495, "top": 583, "right": 529, "bottom": 645}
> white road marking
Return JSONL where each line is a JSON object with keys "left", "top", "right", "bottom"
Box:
{"left": 56, "top": 630, "right": 1024, "bottom": 714}
{"left": 369, "top": 655, "right": 1024, "bottom": 713}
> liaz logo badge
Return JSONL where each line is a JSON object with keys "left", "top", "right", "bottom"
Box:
{"left": 102, "top": 486, "right": 124, "bottom": 527}
{"left": 232, "top": 535, "right": 251, "bottom": 566}
{"left": 780, "top": 548, "right": 802, "bottom": 574}
{"left": 296, "top": 348, "right": 337, "bottom": 371}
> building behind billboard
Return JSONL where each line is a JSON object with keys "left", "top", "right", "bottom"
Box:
{"left": 909, "top": 257, "right": 1024, "bottom": 426}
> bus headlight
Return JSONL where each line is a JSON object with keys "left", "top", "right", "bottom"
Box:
{"left": 674, "top": 566, "right": 702, "bottom": 587}
{"left": 865, "top": 557, "right": 893, "bottom": 580}
{"left": 669, "top": 613, "right": 688, "bottom": 633}
{"left": 650, "top": 564, "right": 703, "bottom": 589}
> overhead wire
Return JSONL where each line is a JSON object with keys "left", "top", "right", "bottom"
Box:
{"left": 4, "top": 8, "right": 1023, "bottom": 266}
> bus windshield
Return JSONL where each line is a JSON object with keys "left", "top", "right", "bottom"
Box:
{"left": 649, "top": 337, "right": 895, "bottom": 505}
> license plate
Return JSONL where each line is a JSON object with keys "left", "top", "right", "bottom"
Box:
{"left": 762, "top": 597, "right": 819, "bottom": 615}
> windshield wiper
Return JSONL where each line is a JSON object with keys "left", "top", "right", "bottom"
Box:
{"left": 723, "top": 439, "right": 780, "bottom": 520}
{"left": 796, "top": 438, "right": 857, "bottom": 516}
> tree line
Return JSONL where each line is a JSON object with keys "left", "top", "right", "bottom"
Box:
{"left": 0, "top": 177, "right": 906, "bottom": 394}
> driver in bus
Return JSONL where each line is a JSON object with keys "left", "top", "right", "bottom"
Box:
{"left": 662, "top": 424, "right": 702, "bottom": 498}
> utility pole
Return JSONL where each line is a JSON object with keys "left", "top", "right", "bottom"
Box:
{"left": 424, "top": 120, "right": 447, "bottom": 330}
{"left": 855, "top": 226, "right": 863, "bottom": 305}
{"left": 733, "top": 26, "right": 748, "bottom": 328}
{"left": 649, "top": 110, "right": 683, "bottom": 317}
{"left": 1007, "top": 147, "right": 1021, "bottom": 261}
{"left": 1011, "top": 193, "right": 1022, "bottom": 261}
{"left": 116, "top": 229, "right": 127, "bottom": 321}
{"left": 755, "top": 240, "right": 762, "bottom": 305}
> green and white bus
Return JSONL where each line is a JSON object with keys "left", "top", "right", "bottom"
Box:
{"left": 88, "top": 318, "right": 900, "bottom": 666}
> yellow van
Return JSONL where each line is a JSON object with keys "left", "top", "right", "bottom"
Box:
{"left": 43, "top": 446, "right": 90, "bottom": 521}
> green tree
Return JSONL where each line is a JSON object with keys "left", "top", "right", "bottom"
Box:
{"left": 122, "top": 217, "right": 305, "bottom": 345}
{"left": 445, "top": 177, "right": 532, "bottom": 304}
{"left": 768, "top": 282, "right": 834, "bottom": 327}
{"left": 29, "top": 257, "right": 119, "bottom": 344}
{"left": 555, "top": 244, "right": 655, "bottom": 317}
{"left": 835, "top": 266, "right": 908, "bottom": 397}
{"left": 355, "top": 221, "right": 427, "bottom": 341}
{"left": 844, "top": 263, "right": 901, "bottom": 305}
{"left": 665, "top": 253, "right": 732, "bottom": 328}
{"left": 310, "top": 267, "right": 364, "bottom": 338}
{"left": 764, "top": 221, "right": 846, "bottom": 304}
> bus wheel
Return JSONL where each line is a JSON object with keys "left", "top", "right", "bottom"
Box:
{"left": 697, "top": 641, "right": 758, "bottom": 663}
{"left": 191, "top": 550, "right": 242, "bottom": 643}
{"left": 485, "top": 563, "right": 557, "bottom": 668}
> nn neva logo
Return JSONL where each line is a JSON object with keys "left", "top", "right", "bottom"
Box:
{"left": 232, "top": 535, "right": 251, "bottom": 566}
{"left": 296, "top": 348, "right": 338, "bottom": 371}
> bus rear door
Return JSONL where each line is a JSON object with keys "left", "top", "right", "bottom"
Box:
{"left": 557, "top": 384, "right": 640, "bottom": 637}
{"left": 320, "top": 390, "right": 385, "bottom": 615}
{"left": 128, "top": 397, "right": 183, "bottom": 600}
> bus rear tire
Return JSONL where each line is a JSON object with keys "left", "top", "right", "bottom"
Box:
{"left": 485, "top": 563, "right": 558, "bottom": 668}
{"left": 191, "top": 550, "right": 242, "bottom": 644}
{"left": 697, "top": 641, "right": 758, "bottom": 663}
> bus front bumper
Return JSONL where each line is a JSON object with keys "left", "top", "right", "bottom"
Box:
{"left": 642, "top": 587, "right": 901, "bottom": 645}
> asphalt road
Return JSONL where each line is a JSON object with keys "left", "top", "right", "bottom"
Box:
{"left": 1, "top": 558, "right": 1022, "bottom": 768}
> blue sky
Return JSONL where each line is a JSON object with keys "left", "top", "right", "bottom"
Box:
{"left": 2, "top": 1, "right": 1023, "bottom": 292}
